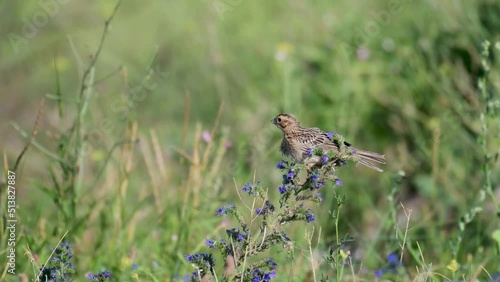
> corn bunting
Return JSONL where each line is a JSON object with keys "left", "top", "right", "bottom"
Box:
{"left": 271, "top": 113, "right": 385, "bottom": 172}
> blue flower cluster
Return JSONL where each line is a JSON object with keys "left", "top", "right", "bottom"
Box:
{"left": 276, "top": 160, "right": 287, "bottom": 169}
{"left": 86, "top": 270, "right": 112, "bottom": 281}
{"left": 245, "top": 258, "right": 278, "bottom": 281}
{"left": 335, "top": 178, "right": 343, "bottom": 186}
{"left": 207, "top": 238, "right": 233, "bottom": 257}
{"left": 182, "top": 155, "right": 350, "bottom": 280}
{"left": 226, "top": 228, "right": 249, "bottom": 242}
{"left": 205, "top": 238, "right": 216, "bottom": 249}
{"left": 255, "top": 200, "right": 275, "bottom": 216}
{"left": 311, "top": 173, "right": 319, "bottom": 182}
{"left": 321, "top": 154, "right": 328, "bottom": 163}
{"left": 374, "top": 253, "right": 401, "bottom": 278}
{"left": 185, "top": 253, "right": 216, "bottom": 270}
{"left": 216, "top": 203, "right": 236, "bottom": 216}
{"left": 38, "top": 242, "right": 76, "bottom": 282}
{"left": 306, "top": 210, "right": 315, "bottom": 222}
{"left": 310, "top": 172, "right": 326, "bottom": 190}
{"left": 250, "top": 268, "right": 276, "bottom": 282}
{"left": 278, "top": 185, "right": 288, "bottom": 194}
{"left": 488, "top": 272, "right": 500, "bottom": 282}
{"left": 265, "top": 258, "right": 277, "bottom": 270}
{"left": 242, "top": 181, "right": 258, "bottom": 194}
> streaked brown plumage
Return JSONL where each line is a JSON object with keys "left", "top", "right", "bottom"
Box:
{"left": 271, "top": 113, "right": 385, "bottom": 172}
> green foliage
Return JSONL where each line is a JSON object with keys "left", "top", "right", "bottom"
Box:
{"left": 0, "top": 0, "right": 499, "bottom": 281}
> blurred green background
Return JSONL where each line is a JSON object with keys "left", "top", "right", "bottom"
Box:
{"left": 1, "top": 0, "right": 500, "bottom": 281}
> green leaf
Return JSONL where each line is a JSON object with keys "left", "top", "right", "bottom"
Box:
{"left": 492, "top": 229, "right": 500, "bottom": 251}
{"left": 32, "top": 179, "right": 57, "bottom": 200}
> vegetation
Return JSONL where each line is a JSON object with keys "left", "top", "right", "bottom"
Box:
{"left": 1, "top": 0, "right": 499, "bottom": 281}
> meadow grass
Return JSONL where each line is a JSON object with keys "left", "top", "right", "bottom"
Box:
{"left": 1, "top": 0, "right": 500, "bottom": 281}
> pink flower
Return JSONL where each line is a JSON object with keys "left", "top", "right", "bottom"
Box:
{"left": 202, "top": 131, "right": 211, "bottom": 143}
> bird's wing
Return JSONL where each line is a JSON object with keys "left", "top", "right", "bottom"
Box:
{"left": 293, "top": 128, "right": 334, "bottom": 151}
{"left": 291, "top": 127, "right": 386, "bottom": 172}
{"left": 294, "top": 127, "right": 354, "bottom": 153}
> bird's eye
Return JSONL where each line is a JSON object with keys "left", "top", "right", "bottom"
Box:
{"left": 277, "top": 118, "right": 282, "bottom": 122}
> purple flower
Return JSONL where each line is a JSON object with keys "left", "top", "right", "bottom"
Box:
{"left": 322, "top": 154, "right": 328, "bottom": 163}
{"left": 242, "top": 181, "right": 252, "bottom": 192}
{"left": 216, "top": 202, "right": 236, "bottom": 215}
{"left": 131, "top": 263, "right": 138, "bottom": 270}
{"left": 306, "top": 148, "right": 313, "bottom": 156}
{"left": 101, "top": 271, "right": 111, "bottom": 279}
{"left": 242, "top": 181, "right": 259, "bottom": 195}
{"left": 489, "top": 272, "right": 500, "bottom": 282}
{"left": 335, "top": 179, "right": 343, "bottom": 186}
{"left": 255, "top": 208, "right": 262, "bottom": 215}
{"left": 216, "top": 206, "right": 227, "bottom": 216}
{"left": 374, "top": 253, "right": 402, "bottom": 278}
{"left": 306, "top": 213, "right": 315, "bottom": 222}
{"left": 287, "top": 170, "right": 294, "bottom": 179}
{"left": 39, "top": 242, "right": 75, "bottom": 281}
{"left": 263, "top": 272, "right": 276, "bottom": 281}
{"left": 184, "top": 253, "right": 215, "bottom": 270}
{"left": 311, "top": 173, "right": 319, "bottom": 183}
{"left": 185, "top": 254, "right": 193, "bottom": 261}
{"left": 311, "top": 180, "right": 325, "bottom": 190}
{"left": 326, "top": 132, "right": 333, "bottom": 139}
{"left": 278, "top": 186, "right": 288, "bottom": 194}
{"left": 266, "top": 258, "right": 277, "bottom": 270}
{"left": 227, "top": 228, "right": 247, "bottom": 242}
{"left": 276, "top": 161, "right": 287, "bottom": 169}
{"left": 86, "top": 274, "right": 95, "bottom": 280}
{"left": 205, "top": 238, "right": 216, "bottom": 249}
{"left": 387, "top": 253, "right": 398, "bottom": 265}
{"left": 251, "top": 268, "right": 277, "bottom": 282}
{"left": 202, "top": 131, "right": 211, "bottom": 143}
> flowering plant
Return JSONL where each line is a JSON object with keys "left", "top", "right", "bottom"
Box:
{"left": 185, "top": 152, "right": 348, "bottom": 281}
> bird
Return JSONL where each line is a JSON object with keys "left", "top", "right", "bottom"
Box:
{"left": 271, "top": 113, "right": 385, "bottom": 172}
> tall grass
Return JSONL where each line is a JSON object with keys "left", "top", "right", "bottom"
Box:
{"left": 1, "top": 0, "right": 499, "bottom": 281}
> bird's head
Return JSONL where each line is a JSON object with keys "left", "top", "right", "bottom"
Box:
{"left": 271, "top": 113, "right": 299, "bottom": 132}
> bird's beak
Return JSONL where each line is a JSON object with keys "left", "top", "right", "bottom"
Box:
{"left": 271, "top": 118, "right": 277, "bottom": 125}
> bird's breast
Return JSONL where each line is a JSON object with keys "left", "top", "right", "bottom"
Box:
{"left": 281, "top": 135, "right": 303, "bottom": 162}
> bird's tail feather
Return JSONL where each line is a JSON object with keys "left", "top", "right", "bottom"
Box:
{"left": 353, "top": 148, "right": 386, "bottom": 172}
